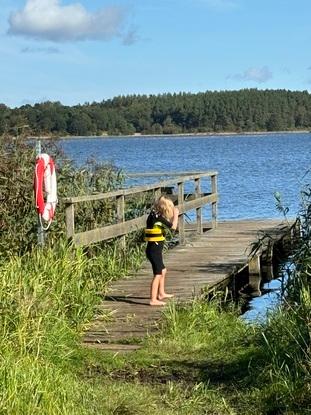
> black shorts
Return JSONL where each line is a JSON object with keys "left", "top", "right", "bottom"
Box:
{"left": 146, "top": 241, "right": 165, "bottom": 275}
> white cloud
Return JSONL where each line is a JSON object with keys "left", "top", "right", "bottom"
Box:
{"left": 229, "top": 66, "right": 273, "bottom": 83}
{"left": 8, "top": 0, "right": 133, "bottom": 43}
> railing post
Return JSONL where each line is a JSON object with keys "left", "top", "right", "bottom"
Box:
{"left": 211, "top": 174, "right": 218, "bottom": 229}
{"left": 261, "top": 241, "right": 274, "bottom": 281}
{"left": 65, "top": 203, "right": 75, "bottom": 240}
{"left": 154, "top": 187, "right": 161, "bottom": 200}
{"left": 248, "top": 253, "right": 262, "bottom": 296}
{"left": 195, "top": 177, "right": 202, "bottom": 235}
{"left": 117, "top": 195, "right": 126, "bottom": 250}
{"left": 178, "top": 181, "right": 185, "bottom": 245}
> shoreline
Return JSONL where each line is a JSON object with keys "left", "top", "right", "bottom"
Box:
{"left": 28, "top": 129, "right": 310, "bottom": 140}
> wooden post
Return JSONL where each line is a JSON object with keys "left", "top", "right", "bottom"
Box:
{"left": 261, "top": 241, "right": 274, "bottom": 281}
{"left": 195, "top": 178, "right": 202, "bottom": 235}
{"left": 178, "top": 181, "right": 185, "bottom": 245}
{"left": 248, "top": 254, "right": 261, "bottom": 277}
{"left": 117, "top": 195, "right": 126, "bottom": 250}
{"left": 154, "top": 187, "right": 161, "bottom": 200}
{"left": 211, "top": 174, "right": 217, "bottom": 229}
{"left": 65, "top": 203, "right": 75, "bottom": 239}
{"left": 248, "top": 254, "right": 261, "bottom": 296}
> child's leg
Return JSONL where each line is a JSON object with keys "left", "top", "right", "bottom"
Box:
{"left": 158, "top": 268, "right": 174, "bottom": 300}
{"left": 150, "top": 274, "right": 165, "bottom": 306}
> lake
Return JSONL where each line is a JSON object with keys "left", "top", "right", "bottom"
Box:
{"left": 60, "top": 132, "right": 311, "bottom": 221}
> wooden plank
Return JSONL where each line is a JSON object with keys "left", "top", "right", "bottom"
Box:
{"left": 211, "top": 174, "right": 217, "bottom": 228}
{"left": 74, "top": 215, "right": 147, "bottom": 246}
{"left": 117, "top": 195, "right": 126, "bottom": 249}
{"left": 64, "top": 172, "right": 218, "bottom": 204}
{"left": 73, "top": 195, "right": 217, "bottom": 246}
{"left": 65, "top": 203, "right": 75, "bottom": 238}
{"left": 195, "top": 177, "right": 202, "bottom": 235}
{"left": 127, "top": 171, "right": 217, "bottom": 178}
{"left": 179, "top": 193, "right": 218, "bottom": 213}
{"left": 178, "top": 181, "right": 185, "bottom": 245}
{"left": 83, "top": 219, "right": 290, "bottom": 348}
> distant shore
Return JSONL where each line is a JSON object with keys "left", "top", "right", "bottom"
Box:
{"left": 28, "top": 129, "right": 310, "bottom": 141}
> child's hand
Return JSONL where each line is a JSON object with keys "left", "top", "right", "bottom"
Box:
{"left": 171, "top": 207, "right": 179, "bottom": 230}
{"left": 173, "top": 207, "right": 179, "bottom": 217}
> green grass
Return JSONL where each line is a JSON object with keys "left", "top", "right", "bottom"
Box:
{"left": 0, "top": 239, "right": 310, "bottom": 414}
{"left": 80, "top": 295, "right": 310, "bottom": 415}
{"left": 0, "top": 240, "right": 146, "bottom": 414}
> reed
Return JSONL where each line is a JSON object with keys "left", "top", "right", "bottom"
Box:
{"left": 0, "top": 135, "right": 125, "bottom": 257}
{"left": 254, "top": 184, "right": 311, "bottom": 412}
{"left": 0, "top": 238, "right": 146, "bottom": 414}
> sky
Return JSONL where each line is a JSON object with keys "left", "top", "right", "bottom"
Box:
{"left": 1, "top": 0, "right": 311, "bottom": 108}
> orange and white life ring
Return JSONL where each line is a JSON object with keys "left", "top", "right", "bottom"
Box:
{"left": 34, "top": 153, "right": 57, "bottom": 227}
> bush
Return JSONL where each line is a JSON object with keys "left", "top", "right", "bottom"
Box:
{"left": 0, "top": 135, "right": 124, "bottom": 257}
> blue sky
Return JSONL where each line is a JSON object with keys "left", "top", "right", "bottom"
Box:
{"left": 1, "top": 0, "right": 311, "bottom": 108}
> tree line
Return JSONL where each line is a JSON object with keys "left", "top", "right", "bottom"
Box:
{"left": 1, "top": 88, "right": 311, "bottom": 137}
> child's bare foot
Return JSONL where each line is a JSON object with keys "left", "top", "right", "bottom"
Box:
{"left": 150, "top": 299, "right": 166, "bottom": 306}
{"left": 158, "top": 293, "right": 174, "bottom": 300}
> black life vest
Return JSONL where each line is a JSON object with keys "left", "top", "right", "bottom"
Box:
{"left": 144, "top": 221, "right": 166, "bottom": 242}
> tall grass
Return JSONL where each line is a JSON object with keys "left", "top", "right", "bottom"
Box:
{"left": 0, "top": 239, "right": 146, "bottom": 414}
{"left": 0, "top": 135, "right": 124, "bottom": 256}
{"left": 255, "top": 184, "right": 311, "bottom": 413}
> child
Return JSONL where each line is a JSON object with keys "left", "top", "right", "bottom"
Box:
{"left": 145, "top": 196, "right": 179, "bottom": 306}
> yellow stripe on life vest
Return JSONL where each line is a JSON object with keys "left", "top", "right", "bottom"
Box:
{"left": 145, "top": 228, "right": 162, "bottom": 234}
{"left": 144, "top": 236, "right": 165, "bottom": 242}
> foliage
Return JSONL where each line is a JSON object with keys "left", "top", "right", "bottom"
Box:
{"left": 0, "top": 242, "right": 145, "bottom": 414}
{"left": 0, "top": 134, "right": 124, "bottom": 257}
{"left": 1, "top": 89, "right": 311, "bottom": 137}
{"left": 254, "top": 181, "right": 311, "bottom": 413}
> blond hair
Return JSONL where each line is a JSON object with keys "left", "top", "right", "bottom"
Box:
{"left": 154, "top": 196, "right": 174, "bottom": 220}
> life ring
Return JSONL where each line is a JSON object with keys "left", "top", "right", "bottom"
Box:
{"left": 34, "top": 153, "right": 57, "bottom": 227}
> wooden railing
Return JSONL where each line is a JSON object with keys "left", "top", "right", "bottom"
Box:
{"left": 63, "top": 171, "right": 218, "bottom": 246}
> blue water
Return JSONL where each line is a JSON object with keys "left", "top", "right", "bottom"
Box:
{"left": 242, "top": 277, "right": 283, "bottom": 322}
{"left": 59, "top": 132, "right": 311, "bottom": 221}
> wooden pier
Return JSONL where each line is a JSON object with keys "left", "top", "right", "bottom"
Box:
{"left": 82, "top": 219, "right": 288, "bottom": 351}
{"left": 63, "top": 172, "right": 291, "bottom": 352}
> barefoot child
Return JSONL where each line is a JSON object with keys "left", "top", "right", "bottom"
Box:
{"left": 144, "top": 196, "right": 179, "bottom": 306}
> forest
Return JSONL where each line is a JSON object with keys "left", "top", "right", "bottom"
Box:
{"left": 1, "top": 88, "right": 311, "bottom": 137}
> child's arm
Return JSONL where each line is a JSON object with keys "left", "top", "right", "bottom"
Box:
{"left": 171, "top": 207, "right": 179, "bottom": 230}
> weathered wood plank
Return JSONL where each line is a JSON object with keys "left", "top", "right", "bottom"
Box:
{"left": 127, "top": 171, "right": 217, "bottom": 178}
{"left": 83, "top": 219, "right": 289, "bottom": 350}
{"left": 65, "top": 203, "right": 75, "bottom": 238}
{"left": 72, "top": 195, "right": 218, "bottom": 246}
{"left": 73, "top": 215, "right": 147, "bottom": 246}
{"left": 64, "top": 172, "right": 218, "bottom": 204}
{"left": 179, "top": 193, "right": 218, "bottom": 213}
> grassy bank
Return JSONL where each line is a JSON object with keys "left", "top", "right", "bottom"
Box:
{"left": 0, "top": 242, "right": 146, "bottom": 414}
{"left": 81, "top": 289, "right": 310, "bottom": 415}
{"left": 1, "top": 240, "right": 310, "bottom": 414}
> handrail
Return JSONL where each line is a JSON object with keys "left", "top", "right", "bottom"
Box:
{"left": 63, "top": 171, "right": 218, "bottom": 204}
{"left": 125, "top": 171, "right": 214, "bottom": 178}
{"left": 64, "top": 171, "right": 218, "bottom": 246}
